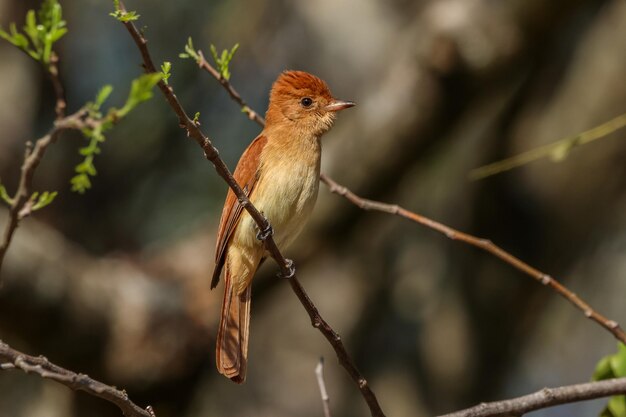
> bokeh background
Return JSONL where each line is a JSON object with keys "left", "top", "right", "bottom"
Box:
{"left": 1, "top": 0, "right": 626, "bottom": 416}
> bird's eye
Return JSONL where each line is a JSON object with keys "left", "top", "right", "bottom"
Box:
{"left": 300, "top": 97, "right": 313, "bottom": 107}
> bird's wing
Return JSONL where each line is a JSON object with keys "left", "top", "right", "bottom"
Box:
{"left": 211, "top": 134, "right": 268, "bottom": 289}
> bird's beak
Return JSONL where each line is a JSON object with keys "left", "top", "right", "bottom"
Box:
{"left": 325, "top": 99, "right": 355, "bottom": 112}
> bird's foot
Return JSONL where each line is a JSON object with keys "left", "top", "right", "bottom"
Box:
{"left": 256, "top": 223, "right": 274, "bottom": 242}
{"left": 277, "top": 259, "right": 296, "bottom": 280}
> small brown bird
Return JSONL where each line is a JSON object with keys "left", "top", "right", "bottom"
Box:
{"left": 211, "top": 70, "right": 354, "bottom": 383}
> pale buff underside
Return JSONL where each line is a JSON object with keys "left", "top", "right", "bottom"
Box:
{"left": 228, "top": 126, "right": 322, "bottom": 295}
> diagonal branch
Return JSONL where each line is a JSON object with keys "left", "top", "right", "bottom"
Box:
{"left": 191, "top": 46, "right": 626, "bottom": 347}
{"left": 437, "top": 377, "right": 626, "bottom": 417}
{"left": 115, "top": 4, "right": 386, "bottom": 417}
{"left": 0, "top": 340, "right": 154, "bottom": 417}
{"left": 195, "top": 50, "right": 265, "bottom": 126}
{"left": 319, "top": 173, "right": 626, "bottom": 345}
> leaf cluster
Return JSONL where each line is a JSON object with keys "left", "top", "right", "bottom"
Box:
{"left": 110, "top": 0, "right": 140, "bottom": 22}
{"left": 179, "top": 37, "right": 239, "bottom": 81}
{"left": 209, "top": 43, "right": 239, "bottom": 80}
{"left": 0, "top": 0, "right": 67, "bottom": 68}
{"left": 72, "top": 73, "right": 162, "bottom": 193}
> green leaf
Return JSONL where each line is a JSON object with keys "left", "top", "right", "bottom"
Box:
{"left": 116, "top": 72, "right": 162, "bottom": 117}
{"left": 110, "top": 1, "right": 140, "bottom": 23}
{"left": 31, "top": 190, "right": 58, "bottom": 211}
{"left": 209, "top": 42, "right": 239, "bottom": 80}
{"left": 179, "top": 37, "right": 200, "bottom": 62}
{"left": 594, "top": 356, "right": 615, "bottom": 381}
{"left": 608, "top": 395, "right": 626, "bottom": 417}
{"left": 611, "top": 344, "right": 626, "bottom": 377}
{"left": 161, "top": 61, "right": 172, "bottom": 84}
{"left": 50, "top": 27, "right": 67, "bottom": 42}
{"left": 0, "top": 182, "right": 13, "bottom": 206}
{"left": 24, "top": 10, "right": 39, "bottom": 47}
{"left": 96, "top": 85, "right": 114, "bottom": 108}
{"left": 593, "top": 344, "right": 626, "bottom": 417}
{"left": 70, "top": 173, "right": 91, "bottom": 194}
{"left": 192, "top": 111, "right": 200, "bottom": 124}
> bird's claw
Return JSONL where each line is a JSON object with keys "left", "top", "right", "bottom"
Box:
{"left": 277, "top": 259, "right": 296, "bottom": 280}
{"left": 256, "top": 224, "right": 274, "bottom": 241}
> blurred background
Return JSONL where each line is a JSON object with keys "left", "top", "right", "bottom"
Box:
{"left": 1, "top": 0, "right": 626, "bottom": 416}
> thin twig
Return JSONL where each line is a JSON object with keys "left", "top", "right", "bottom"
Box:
{"left": 0, "top": 340, "right": 154, "bottom": 417}
{"left": 315, "top": 357, "right": 332, "bottom": 417}
{"left": 48, "top": 53, "right": 67, "bottom": 120}
{"left": 320, "top": 174, "right": 626, "bottom": 345}
{"left": 438, "top": 377, "right": 626, "bottom": 417}
{"left": 0, "top": 49, "right": 68, "bottom": 275}
{"left": 470, "top": 112, "right": 626, "bottom": 180}
{"left": 194, "top": 42, "right": 626, "bottom": 347}
{"left": 116, "top": 5, "right": 386, "bottom": 417}
{"left": 0, "top": 110, "right": 88, "bottom": 274}
{"left": 196, "top": 51, "right": 265, "bottom": 125}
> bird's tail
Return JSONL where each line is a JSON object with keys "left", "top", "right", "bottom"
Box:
{"left": 216, "top": 267, "right": 251, "bottom": 384}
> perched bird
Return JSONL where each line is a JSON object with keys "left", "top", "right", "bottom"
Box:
{"left": 211, "top": 70, "right": 354, "bottom": 383}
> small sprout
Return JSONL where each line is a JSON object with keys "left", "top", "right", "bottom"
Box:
{"left": 86, "top": 84, "right": 114, "bottom": 117}
{"left": 31, "top": 190, "right": 58, "bottom": 211}
{"left": 110, "top": 0, "right": 140, "bottom": 22}
{"left": 209, "top": 43, "right": 239, "bottom": 80}
{"left": 71, "top": 74, "right": 160, "bottom": 193}
{"left": 116, "top": 72, "right": 162, "bottom": 118}
{"left": 0, "top": 182, "right": 14, "bottom": 206}
{"left": 179, "top": 37, "right": 200, "bottom": 62}
{"left": 192, "top": 111, "right": 201, "bottom": 125}
{"left": 161, "top": 61, "right": 172, "bottom": 84}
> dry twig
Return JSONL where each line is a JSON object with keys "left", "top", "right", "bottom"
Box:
{"left": 0, "top": 110, "right": 87, "bottom": 273}
{"left": 116, "top": 4, "right": 386, "bottom": 417}
{"left": 438, "top": 377, "right": 626, "bottom": 417}
{"left": 0, "top": 52, "right": 67, "bottom": 274}
{"left": 0, "top": 340, "right": 153, "bottom": 417}
{"left": 320, "top": 174, "right": 626, "bottom": 345}
{"left": 315, "top": 357, "right": 332, "bottom": 417}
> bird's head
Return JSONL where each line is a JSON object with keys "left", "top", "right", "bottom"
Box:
{"left": 266, "top": 70, "right": 355, "bottom": 136}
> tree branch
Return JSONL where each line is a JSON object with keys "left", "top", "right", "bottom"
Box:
{"left": 319, "top": 173, "right": 626, "bottom": 345}
{"left": 195, "top": 50, "right": 265, "bottom": 126}
{"left": 115, "top": 4, "right": 386, "bottom": 417}
{"left": 438, "top": 377, "right": 626, "bottom": 417}
{"left": 0, "top": 109, "right": 87, "bottom": 273}
{"left": 0, "top": 50, "right": 68, "bottom": 274}
{"left": 315, "top": 357, "right": 332, "bottom": 417}
{"left": 0, "top": 340, "right": 154, "bottom": 417}
{"left": 190, "top": 44, "right": 626, "bottom": 347}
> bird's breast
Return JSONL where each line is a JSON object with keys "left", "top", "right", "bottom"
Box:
{"left": 236, "top": 135, "right": 321, "bottom": 250}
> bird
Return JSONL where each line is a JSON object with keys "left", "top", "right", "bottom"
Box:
{"left": 211, "top": 70, "right": 354, "bottom": 383}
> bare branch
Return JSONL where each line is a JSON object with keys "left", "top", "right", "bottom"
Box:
{"left": 0, "top": 48, "right": 68, "bottom": 275}
{"left": 315, "top": 357, "right": 332, "bottom": 417}
{"left": 115, "top": 4, "right": 386, "bottom": 417}
{"left": 0, "top": 340, "right": 154, "bottom": 417}
{"left": 438, "top": 377, "right": 626, "bottom": 417}
{"left": 0, "top": 110, "right": 88, "bottom": 273}
{"left": 319, "top": 174, "right": 626, "bottom": 345}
